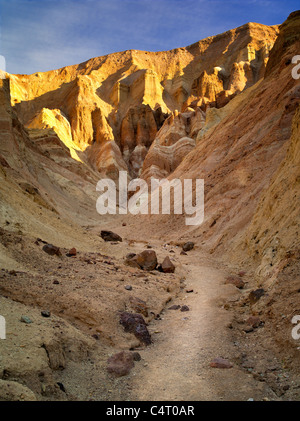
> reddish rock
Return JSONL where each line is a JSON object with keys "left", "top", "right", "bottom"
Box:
{"left": 181, "top": 305, "right": 190, "bottom": 312}
{"left": 125, "top": 250, "right": 158, "bottom": 271}
{"left": 68, "top": 248, "right": 77, "bottom": 256}
{"left": 225, "top": 276, "right": 245, "bottom": 289}
{"left": 161, "top": 256, "right": 175, "bottom": 273}
{"left": 107, "top": 351, "right": 135, "bottom": 377}
{"left": 210, "top": 358, "right": 233, "bottom": 369}
{"left": 119, "top": 312, "right": 152, "bottom": 345}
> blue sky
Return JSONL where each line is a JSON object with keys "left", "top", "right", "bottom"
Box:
{"left": 0, "top": 0, "right": 299, "bottom": 75}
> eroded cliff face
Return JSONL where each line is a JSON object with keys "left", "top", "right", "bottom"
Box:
{"left": 7, "top": 22, "right": 278, "bottom": 178}
{"left": 131, "top": 11, "right": 300, "bottom": 281}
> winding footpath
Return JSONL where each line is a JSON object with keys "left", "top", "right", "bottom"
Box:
{"left": 128, "top": 252, "right": 273, "bottom": 401}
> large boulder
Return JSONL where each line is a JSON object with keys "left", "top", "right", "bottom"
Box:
{"left": 125, "top": 250, "right": 157, "bottom": 271}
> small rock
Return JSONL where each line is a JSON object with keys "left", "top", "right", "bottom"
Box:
{"left": 210, "top": 358, "right": 233, "bottom": 369}
{"left": 122, "top": 223, "right": 127, "bottom": 227}
{"left": 53, "top": 280, "right": 60, "bottom": 285}
{"left": 125, "top": 285, "right": 133, "bottom": 291}
{"left": 41, "top": 311, "right": 51, "bottom": 318}
{"left": 131, "top": 352, "right": 141, "bottom": 362}
{"left": 186, "top": 289, "right": 194, "bottom": 293}
{"left": 42, "top": 244, "right": 62, "bottom": 257}
{"left": 246, "top": 316, "right": 261, "bottom": 328}
{"left": 119, "top": 312, "right": 152, "bottom": 345}
{"left": 180, "top": 251, "right": 188, "bottom": 256}
{"left": 249, "top": 289, "right": 265, "bottom": 304}
{"left": 107, "top": 351, "right": 134, "bottom": 377}
{"left": 100, "top": 231, "right": 122, "bottom": 242}
{"left": 92, "top": 334, "right": 100, "bottom": 340}
{"left": 67, "top": 248, "right": 77, "bottom": 257}
{"left": 20, "top": 316, "right": 32, "bottom": 324}
{"left": 168, "top": 305, "right": 181, "bottom": 310}
{"left": 160, "top": 256, "right": 175, "bottom": 273}
{"left": 57, "top": 382, "right": 66, "bottom": 393}
{"left": 182, "top": 242, "right": 194, "bottom": 252}
{"left": 181, "top": 305, "right": 190, "bottom": 312}
{"left": 225, "top": 276, "right": 245, "bottom": 289}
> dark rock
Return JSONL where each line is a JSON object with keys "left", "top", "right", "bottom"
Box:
{"left": 107, "top": 351, "right": 135, "bottom": 377}
{"left": 131, "top": 352, "right": 142, "bottom": 362}
{"left": 182, "top": 242, "right": 195, "bottom": 252}
{"left": 210, "top": 358, "right": 233, "bottom": 369}
{"left": 41, "top": 311, "right": 51, "bottom": 318}
{"left": 160, "top": 256, "right": 175, "bottom": 273}
{"left": 100, "top": 231, "right": 122, "bottom": 242}
{"left": 168, "top": 305, "right": 181, "bottom": 310}
{"left": 249, "top": 289, "right": 265, "bottom": 304}
{"left": 126, "top": 250, "right": 158, "bottom": 271}
{"left": 186, "top": 289, "right": 194, "bottom": 293}
{"left": 119, "top": 312, "right": 152, "bottom": 345}
{"left": 225, "top": 276, "right": 245, "bottom": 289}
{"left": 92, "top": 334, "right": 100, "bottom": 340}
{"left": 53, "top": 280, "right": 60, "bottom": 285}
{"left": 122, "top": 223, "right": 127, "bottom": 227}
{"left": 180, "top": 251, "right": 187, "bottom": 256}
{"left": 42, "top": 244, "right": 62, "bottom": 257}
{"left": 125, "top": 285, "right": 133, "bottom": 291}
{"left": 0, "top": 154, "right": 10, "bottom": 168}
{"left": 57, "top": 382, "right": 66, "bottom": 393}
{"left": 181, "top": 305, "right": 190, "bottom": 312}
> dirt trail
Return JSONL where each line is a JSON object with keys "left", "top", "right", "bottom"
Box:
{"left": 128, "top": 251, "right": 275, "bottom": 401}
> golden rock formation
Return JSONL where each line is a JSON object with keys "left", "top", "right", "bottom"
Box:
{"left": 7, "top": 22, "right": 278, "bottom": 178}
